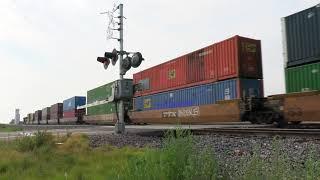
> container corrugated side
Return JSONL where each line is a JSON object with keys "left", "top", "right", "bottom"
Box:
{"left": 87, "top": 82, "right": 115, "bottom": 103}
{"left": 134, "top": 35, "right": 263, "bottom": 97}
{"left": 63, "top": 109, "right": 86, "bottom": 118}
{"left": 216, "top": 36, "right": 263, "bottom": 80}
{"left": 50, "top": 103, "right": 63, "bottom": 119}
{"left": 285, "top": 61, "right": 320, "bottom": 93}
{"left": 87, "top": 81, "right": 116, "bottom": 116}
{"left": 34, "top": 110, "right": 42, "bottom": 123}
{"left": 283, "top": 4, "right": 320, "bottom": 67}
{"left": 87, "top": 103, "right": 116, "bottom": 116}
{"left": 41, "top": 107, "right": 51, "bottom": 120}
{"left": 63, "top": 96, "right": 86, "bottom": 112}
{"left": 133, "top": 78, "right": 263, "bottom": 111}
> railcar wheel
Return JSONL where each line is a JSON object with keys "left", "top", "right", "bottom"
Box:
{"left": 277, "top": 118, "right": 288, "bottom": 128}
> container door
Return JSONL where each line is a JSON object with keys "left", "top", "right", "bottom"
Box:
{"left": 239, "top": 37, "right": 263, "bottom": 78}
{"left": 187, "top": 50, "right": 205, "bottom": 83}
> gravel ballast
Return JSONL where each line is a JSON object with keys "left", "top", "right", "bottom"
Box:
{"left": 89, "top": 133, "right": 320, "bottom": 171}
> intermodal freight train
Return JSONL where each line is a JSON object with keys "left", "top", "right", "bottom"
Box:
{"left": 23, "top": 4, "right": 320, "bottom": 127}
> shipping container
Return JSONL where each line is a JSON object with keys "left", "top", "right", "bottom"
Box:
{"left": 63, "top": 109, "right": 86, "bottom": 118}
{"left": 87, "top": 80, "right": 132, "bottom": 115}
{"left": 41, "top": 107, "right": 50, "bottom": 121}
{"left": 285, "top": 61, "right": 320, "bottom": 93}
{"left": 34, "top": 110, "right": 42, "bottom": 124}
{"left": 23, "top": 117, "right": 28, "bottom": 124}
{"left": 134, "top": 78, "right": 263, "bottom": 111}
{"left": 50, "top": 103, "right": 63, "bottom": 120}
{"left": 27, "top": 113, "right": 33, "bottom": 124}
{"left": 130, "top": 100, "right": 244, "bottom": 124}
{"left": 63, "top": 96, "right": 86, "bottom": 112}
{"left": 134, "top": 35, "right": 263, "bottom": 97}
{"left": 282, "top": 4, "right": 320, "bottom": 67}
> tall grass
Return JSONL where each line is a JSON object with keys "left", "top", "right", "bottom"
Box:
{"left": 1, "top": 130, "right": 320, "bottom": 179}
{"left": 118, "top": 129, "right": 219, "bottom": 180}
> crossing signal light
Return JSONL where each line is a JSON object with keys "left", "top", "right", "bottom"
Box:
{"left": 97, "top": 57, "right": 110, "bottom": 69}
{"left": 120, "top": 56, "right": 132, "bottom": 75}
{"left": 131, "top": 52, "right": 144, "bottom": 68}
{"left": 104, "top": 49, "right": 118, "bottom": 65}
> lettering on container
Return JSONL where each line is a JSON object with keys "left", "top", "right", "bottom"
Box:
{"left": 198, "top": 50, "right": 212, "bottom": 57}
{"left": 242, "top": 42, "right": 257, "bottom": 53}
{"left": 143, "top": 98, "right": 151, "bottom": 109}
{"left": 311, "top": 69, "right": 319, "bottom": 74}
{"left": 168, "top": 69, "right": 176, "bottom": 80}
{"left": 224, "top": 88, "right": 231, "bottom": 100}
{"left": 162, "top": 106, "right": 200, "bottom": 118}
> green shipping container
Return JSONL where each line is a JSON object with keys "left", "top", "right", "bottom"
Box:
{"left": 86, "top": 80, "right": 133, "bottom": 116}
{"left": 285, "top": 62, "right": 320, "bottom": 93}
{"left": 87, "top": 81, "right": 116, "bottom": 116}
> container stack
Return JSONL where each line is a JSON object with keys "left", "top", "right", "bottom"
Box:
{"left": 50, "top": 103, "right": 63, "bottom": 124}
{"left": 133, "top": 35, "right": 264, "bottom": 112}
{"left": 41, "top": 107, "right": 50, "bottom": 124}
{"left": 34, "top": 110, "right": 42, "bottom": 125}
{"left": 27, "top": 113, "right": 33, "bottom": 124}
{"left": 62, "top": 96, "right": 86, "bottom": 119}
{"left": 84, "top": 80, "right": 133, "bottom": 124}
{"left": 282, "top": 4, "right": 320, "bottom": 93}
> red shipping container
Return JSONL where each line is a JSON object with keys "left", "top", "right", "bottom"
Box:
{"left": 134, "top": 35, "right": 263, "bottom": 97}
{"left": 63, "top": 109, "right": 86, "bottom": 118}
{"left": 215, "top": 36, "right": 263, "bottom": 80}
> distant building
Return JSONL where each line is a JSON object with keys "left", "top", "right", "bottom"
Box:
{"left": 14, "top": 109, "right": 20, "bottom": 125}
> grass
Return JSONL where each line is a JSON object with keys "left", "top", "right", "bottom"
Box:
{"left": 0, "top": 124, "right": 22, "bottom": 132}
{"left": 0, "top": 130, "right": 320, "bottom": 179}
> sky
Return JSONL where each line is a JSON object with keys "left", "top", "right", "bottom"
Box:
{"left": 0, "top": 0, "right": 319, "bottom": 123}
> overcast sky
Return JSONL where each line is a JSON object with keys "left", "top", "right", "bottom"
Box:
{"left": 0, "top": 0, "right": 319, "bottom": 123}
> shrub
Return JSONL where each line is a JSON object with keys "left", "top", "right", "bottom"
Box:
{"left": 16, "top": 131, "right": 54, "bottom": 152}
{"left": 119, "top": 129, "right": 219, "bottom": 180}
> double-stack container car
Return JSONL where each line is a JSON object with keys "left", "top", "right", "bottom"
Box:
{"left": 282, "top": 4, "right": 320, "bottom": 93}
{"left": 84, "top": 80, "right": 132, "bottom": 124}
{"left": 41, "top": 107, "right": 50, "bottom": 124}
{"left": 134, "top": 35, "right": 263, "bottom": 97}
{"left": 61, "top": 96, "right": 86, "bottom": 124}
{"left": 132, "top": 35, "right": 264, "bottom": 124}
{"left": 34, "top": 110, "right": 42, "bottom": 125}
{"left": 50, "top": 103, "right": 63, "bottom": 124}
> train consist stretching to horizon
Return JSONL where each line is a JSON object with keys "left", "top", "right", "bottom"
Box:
{"left": 23, "top": 4, "right": 320, "bottom": 127}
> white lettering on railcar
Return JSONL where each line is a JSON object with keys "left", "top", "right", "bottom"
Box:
{"left": 162, "top": 106, "right": 200, "bottom": 118}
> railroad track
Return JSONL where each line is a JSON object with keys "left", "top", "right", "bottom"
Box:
{"left": 192, "top": 127, "right": 320, "bottom": 137}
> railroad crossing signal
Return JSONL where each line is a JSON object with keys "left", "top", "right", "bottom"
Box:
{"left": 98, "top": 4, "right": 144, "bottom": 134}
{"left": 98, "top": 50, "right": 144, "bottom": 75}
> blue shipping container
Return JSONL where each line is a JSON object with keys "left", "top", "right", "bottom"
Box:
{"left": 63, "top": 96, "right": 86, "bottom": 112}
{"left": 134, "top": 78, "right": 263, "bottom": 111}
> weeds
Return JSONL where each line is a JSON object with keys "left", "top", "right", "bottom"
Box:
{"left": 1, "top": 130, "right": 320, "bottom": 179}
{"left": 118, "top": 129, "right": 219, "bottom": 180}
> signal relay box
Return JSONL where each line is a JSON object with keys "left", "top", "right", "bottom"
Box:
{"left": 112, "top": 79, "right": 133, "bottom": 101}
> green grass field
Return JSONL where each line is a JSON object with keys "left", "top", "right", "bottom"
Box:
{"left": 0, "top": 124, "right": 22, "bottom": 132}
{"left": 0, "top": 130, "right": 320, "bottom": 180}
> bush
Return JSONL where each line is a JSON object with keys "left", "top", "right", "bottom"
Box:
{"left": 119, "top": 129, "right": 219, "bottom": 180}
{"left": 16, "top": 131, "right": 54, "bottom": 152}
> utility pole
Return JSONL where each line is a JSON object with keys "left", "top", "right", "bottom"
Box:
{"left": 115, "top": 4, "right": 125, "bottom": 134}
